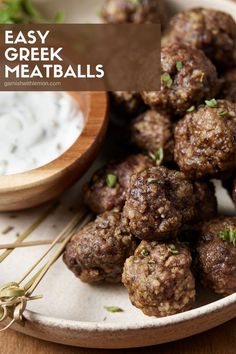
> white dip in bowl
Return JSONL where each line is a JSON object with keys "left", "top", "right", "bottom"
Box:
{"left": 0, "top": 91, "right": 84, "bottom": 175}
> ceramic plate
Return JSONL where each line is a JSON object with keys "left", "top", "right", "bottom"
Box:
{"left": 0, "top": 0, "right": 236, "bottom": 348}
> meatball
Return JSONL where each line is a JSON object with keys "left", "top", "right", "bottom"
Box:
{"left": 142, "top": 44, "right": 218, "bottom": 115}
{"left": 193, "top": 181, "right": 217, "bottom": 222}
{"left": 63, "top": 211, "right": 137, "bottom": 283}
{"left": 101, "top": 0, "right": 166, "bottom": 25}
{"left": 123, "top": 166, "right": 195, "bottom": 240}
{"left": 83, "top": 154, "right": 154, "bottom": 214}
{"left": 179, "top": 181, "right": 217, "bottom": 245}
{"left": 111, "top": 91, "right": 144, "bottom": 116}
{"left": 196, "top": 217, "right": 236, "bottom": 296}
{"left": 122, "top": 240, "right": 196, "bottom": 317}
{"left": 164, "top": 7, "right": 236, "bottom": 69}
{"left": 219, "top": 69, "right": 236, "bottom": 103}
{"left": 131, "top": 109, "right": 174, "bottom": 163}
{"left": 174, "top": 100, "right": 236, "bottom": 179}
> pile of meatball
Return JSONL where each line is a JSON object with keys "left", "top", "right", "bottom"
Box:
{"left": 63, "top": 1, "right": 236, "bottom": 318}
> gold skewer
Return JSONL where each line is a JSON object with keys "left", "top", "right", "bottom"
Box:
{"left": 0, "top": 201, "right": 59, "bottom": 263}
{"left": 0, "top": 239, "right": 62, "bottom": 250}
{"left": 0, "top": 207, "right": 92, "bottom": 332}
{"left": 18, "top": 208, "right": 88, "bottom": 285}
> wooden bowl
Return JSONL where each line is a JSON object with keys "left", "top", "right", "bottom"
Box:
{"left": 0, "top": 92, "right": 108, "bottom": 211}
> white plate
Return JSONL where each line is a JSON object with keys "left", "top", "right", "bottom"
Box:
{"left": 1, "top": 0, "right": 236, "bottom": 348}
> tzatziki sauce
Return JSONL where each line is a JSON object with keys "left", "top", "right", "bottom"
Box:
{"left": 0, "top": 91, "right": 84, "bottom": 175}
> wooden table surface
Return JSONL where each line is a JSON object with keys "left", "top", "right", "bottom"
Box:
{"left": 0, "top": 318, "right": 235, "bottom": 354}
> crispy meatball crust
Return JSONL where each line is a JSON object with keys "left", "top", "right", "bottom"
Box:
{"left": 174, "top": 100, "right": 236, "bottom": 179}
{"left": 131, "top": 109, "right": 174, "bottom": 162}
{"left": 101, "top": 0, "right": 166, "bottom": 25}
{"left": 83, "top": 154, "right": 154, "bottom": 214}
{"left": 165, "top": 7, "right": 236, "bottom": 69}
{"left": 179, "top": 181, "right": 217, "bottom": 245}
{"left": 63, "top": 211, "right": 137, "bottom": 283}
{"left": 122, "top": 240, "right": 196, "bottom": 317}
{"left": 142, "top": 44, "right": 218, "bottom": 115}
{"left": 193, "top": 181, "right": 218, "bottom": 222}
{"left": 196, "top": 217, "right": 236, "bottom": 296}
{"left": 123, "top": 166, "right": 195, "bottom": 240}
{"left": 111, "top": 91, "right": 144, "bottom": 116}
{"left": 219, "top": 69, "right": 236, "bottom": 103}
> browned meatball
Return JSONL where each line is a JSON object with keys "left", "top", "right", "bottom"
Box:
{"left": 179, "top": 181, "right": 217, "bottom": 245}
{"left": 111, "top": 91, "right": 144, "bottom": 116}
{"left": 142, "top": 44, "right": 218, "bottom": 115}
{"left": 219, "top": 69, "right": 236, "bottom": 103}
{"left": 101, "top": 0, "right": 166, "bottom": 25}
{"left": 193, "top": 181, "right": 218, "bottom": 222}
{"left": 83, "top": 154, "right": 154, "bottom": 214}
{"left": 196, "top": 217, "right": 236, "bottom": 296}
{"left": 174, "top": 100, "right": 236, "bottom": 179}
{"left": 122, "top": 240, "right": 196, "bottom": 317}
{"left": 164, "top": 7, "right": 236, "bottom": 69}
{"left": 123, "top": 166, "right": 195, "bottom": 240}
{"left": 63, "top": 211, "right": 137, "bottom": 283}
{"left": 131, "top": 109, "right": 174, "bottom": 162}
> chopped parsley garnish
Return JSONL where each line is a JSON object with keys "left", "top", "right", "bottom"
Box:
{"left": 205, "top": 99, "right": 217, "bottom": 108}
{"left": 141, "top": 249, "right": 149, "bottom": 257}
{"left": 218, "top": 110, "right": 229, "bottom": 117}
{"left": 0, "top": 0, "right": 64, "bottom": 24}
{"left": 219, "top": 229, "right": 236, "bottom": 246}
{"left": 104, "top": 306, "right": 123, "bottom": 313}
{"left": 187, "top": 105, "right": 195, "bottom": 113}
{"left": 131, "top": 0, "right": 141, "bottom": 5}
{"left": 176, "top": 61, "right": 183, "bottom": 71}
{"left": 161, "top": 73, "right": 173, "bottom": 88}
{"left": 106, "top": 174, "right": 117, "bottom": 188}
{"left": 53, "top": 11, "right": 64, "bottom": 23}
{"left": 148, "top": 147, "right": 164, "bottom": 165}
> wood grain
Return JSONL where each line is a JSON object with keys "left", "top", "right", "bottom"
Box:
{"left": 0, "top": 319, "right": 235, "bottom": 354}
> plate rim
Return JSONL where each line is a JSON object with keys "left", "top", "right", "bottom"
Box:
{"left": 24, "top": 292, "right": 236, "bottom": 331}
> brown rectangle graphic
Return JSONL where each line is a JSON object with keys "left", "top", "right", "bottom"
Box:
{"left": 0, "top": 24, "right": 161, "bottom": 91}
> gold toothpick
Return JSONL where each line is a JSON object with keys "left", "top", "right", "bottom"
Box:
{"left": 0, "top": 201, "right": 59, "bottom": 263}
{"left": 0, "top": 239, "right": 62, "bottom": 250}
{"left": 0, "top": 207, "right": 91, "bottom": 332}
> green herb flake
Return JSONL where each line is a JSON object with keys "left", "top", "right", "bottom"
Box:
{"left": 187, "top": 105, "right": 195, "bottom": 113}
{"left": 104, "top": 306, "right": 123, "bottom": 313}
{"left": 176, "top": 61, "right": 183, "bottom": 71}
{"left": 2, "top": 225, "right": 14, "bottom": 235}
{"left": 147, "top": 178, "right": 159, "bottom": 185}
{"left": 131, "top": 0, "right": 141, "bottom": 5}
{"left": 148, "top": 147, "right": 164, "bottom": 165}
{"left": 205, "top": 98, "right": 217, "bottom": 108}
{"left": 218, "top": 110, "right": 229, "bottom": 117}
{"left": 219, "top": 229, "right": 236, "bottom": 246}
{"left": 54, "top": 11, "right": 64, "bottom": 23}
{"left": 141, "top": 249, "right": 149, "bottom": 257}
{"left": 0, "top": 0, "right": 64, "bottom": 24}
{"left": 161, "top": 73, "right": 173, "bottom": 88}
{"left": 106, "top": 174, "right": 117, "bottom": 188}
